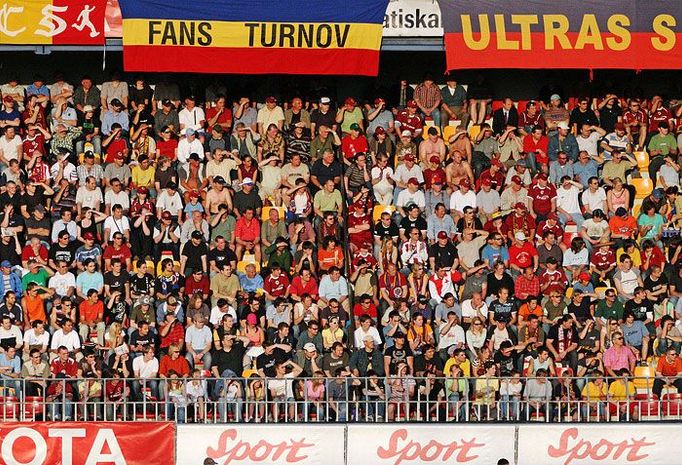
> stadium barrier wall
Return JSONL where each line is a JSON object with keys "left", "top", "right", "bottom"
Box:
{"left": 2, "top": 422, "right": 680, "bottom": 464}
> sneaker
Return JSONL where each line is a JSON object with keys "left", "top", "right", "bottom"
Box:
{"left": 366, "top": 415, "right": 373, "bottom": 422}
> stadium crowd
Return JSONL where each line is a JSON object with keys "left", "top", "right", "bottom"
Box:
{"left": 0, "top": 71, "right": 681, "bottom": 422}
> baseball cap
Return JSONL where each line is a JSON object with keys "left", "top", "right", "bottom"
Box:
{"left": 511, "top": 175, "right": 523, "bottom": 185}
{"left": 2, "top": 95, "right": 13, "bottom": 103}
{"left": 578, "top": 272, "right": 591, "bottom": 281}
{"left": 514, "top": 231, "right": 527, "bottom": 241}
{"left": 162, "top": 99, "right": 172, "bottom": 107}
{"left": 374, "top": 98, "right": 385, "bottom": 105}
{"left": 83, "top": 232, "right": 95, "bottom": 240}
{"left": 653, "top": 188, "right": 665, "bottom": 199}
{"left": 246, "top": 313, "right": 257, "bottom": 325}
{"left": 547, "top": 212, "right": 559, "bottom": 221}
{"left": 403, "top": 154, "right": 414, "bottom": 162}
{"left": 191, "top": 230, "right": 203, "bottom": 239}
{"left": 374, "top": 126, "right": 386, "bottom": 136}
{"left": 401, "top": 130, "right": 412, "bottom": 138}
{"left": 167, "top": 295, "right": 178, "bottom": 306}
{"left": 265, "top": 96, "right": 277, "bottom": 104}
{"left": 537, "top": 173, "right": 548, "bottom": 181}
{"left": 406, "top": 100, "right": 417, "bottom": 108}
{"left": 514, "top": 201, "right": 527, "bottom": 210}
{"left": 349, "top": 123, "right": 361, "bottom": 132}
{"left": 432, "top": 176, "right": 443, "bottom": 185}
{"left": 240, "top": 177, "right": 254, "bottom": 186}
{"left": 550, "top": 94, "right": 561, "bottom": 101}
{"left": 213, "top": 176, "right": 226, "bottom": 185}
{"left": 557, "top": 122, "right": 570, "bottom": 130}
{"left": 303, "top": 342, "right": 317, "bottom": 353}
{"left": 137, "top": 186, "right": 149, "bottom": 195}
{"left": 481, "top": 178, "right": 492, "bottom": 186}
{"left": 189, "top": 190, "right": 201, "bottom": 200}
{"left": 110, "top": 98, "right": 123, "bottom": 107}
{"left": 82, "top": 105, "right": 94, "bottom": 113}
{"left": 491, "top": 159, "right": 503, "bottom": 169}
{"left": 460, "top": 178, "right": 471, "bottom": 187}
{"left": 614, "top": 122, "right": 626, "bottom": 131}
{"left": 437, "top": 231, "right": 448, "bottom": 240}
{"left": 430, "top": 155, "right": 440, "bottom": 164}
{"left": 0, "top": 260, "right": 11, "bottom": 268}
{"left": 84, "top": 151, "right": 94, "bottom": 159}
{"left": 344, "top": 97, "right": 356, "bottom": 106}
{"left": 407, "top": 177, "right": 420, "bottom": 186}
{"left": 189, "top": 152, "right": 201, "bottom": 162}
{"left": 319, "top": 97, "right": 331, "bottom": 104}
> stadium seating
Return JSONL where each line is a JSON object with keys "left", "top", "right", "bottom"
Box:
{"left": 631, "top": 177, "right": 654, "bottom": 199}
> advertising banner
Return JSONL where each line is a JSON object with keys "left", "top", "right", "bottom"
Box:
{"left": 436, "top": 0, "right": 682, "bottom": 70}
{"left": 118, "top": 0, "right": 390, "bottom": 75}
{"left": 383, "top": 0, "right": 442, "bottom": 37}
{"left": 177, "top": 424, "right": 345, "bottom": 465}
{"left": 0, "top": 422, "right": 175, "bottom": 464}
{"left": 517, "top": 424, "right": 682, "bottom": 465}
{"left": 0, "top": 0, "right": 106, "bottom": 45}
{"left": 346, "top": 424, "right": 516, "bottom": 465}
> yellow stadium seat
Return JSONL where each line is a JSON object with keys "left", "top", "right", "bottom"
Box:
{"left": 565, "top": 287, "right": 573, "bottom": 299}
{"left": 237, "top": 254, "right": 261, "bottom": 273}
{"left": 442, "top": 125, "right": 457, "bottom": 143}
{"left": 422, "top": 125, "right": 441, "bottom": 140}
{"left": 633, "top": 365, "right": 655, "bottom": 391}
{"left": 372, "top": 205, "right": 395, "bottom": 223}
{"left": 261, "top": 206, "right": 286, "bottom": 221}
{"left": 631, "top": 177, "right": 654, "bottom": 199}
{"left": 634, "top": 151, "right": 649, "bottom": 170}
{"left": 468, "top": 124, "right": 482, "bottom": 141}
{"left": 155, "top": 256, "right": 180, "bottom": 275}
{"left": 594, "top": 287, "right": 611, "bottom": 299}
{"left": 133, "top": 259, "right": 156, "bottom": 276}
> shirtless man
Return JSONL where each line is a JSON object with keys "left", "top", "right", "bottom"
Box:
{"left": 204, "top": 176, "right": 233, "bottom": 215}
{"left": 445, "top": 150, "right": 474, "bottom": 189}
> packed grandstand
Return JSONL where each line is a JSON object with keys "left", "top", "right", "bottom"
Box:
{"left": 0, "top": 69, "right": 679, "bottom": 429}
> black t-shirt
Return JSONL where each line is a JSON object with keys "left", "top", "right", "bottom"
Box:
{"left": 494, "top": 350, "right": 517, "bottom": 376}
{"left": 373, "top": 221, "right": 399, "bottom": 241}
{"left": 428, "top": 242, "right": 458, "bottom": 268}
{"left": 181, "top": 241, "right": 208, "bottom": 271}
{"left": 104, "top": 271, "right": 129, "bottom": 295}
{"left": 310, "top": 109, "right": 336, "bottom": 133}
{"left": 256, "top": 351, "right": 283, "bottom": 377}
{"left": 21, "top": 189, "right": 46, "bottom": 213}
{"left": 489, "top": 298, "right": 517, "bottom": 323}
{"left": 129, "top": 329, "right": 158, "bottom": 349}
{"left": 643, "top": 275, "right": 668, "bottom": 304}
{"left": 106, "top": 300, "right": 129, "bottom": 325}
{"left": 49, "top": 242, "right": 76, "bottom": 265}
{"left": 384, "top": 345, "right": 414, "bottom": 375}
{"left": 310, "top": 159, "right": 343, "bottom": 186}
{"left": 212, "top": 344, "right": 246, "bottom": 376}
{"left": 399, "top": 215, "right": 427, "bottom": 234}
{"left": 130, "top": 273, "right": 155, "bottom": 295}
{"left": 624, "top": 298, "right": 654, "bottom": 322}
{"left": 208, "top": 246, "right": 237, "bottom": 270}
{"left": 579, "top": 327, "right": 600, "bottom": 349}
{"left": 129, "top": 85, "right": 154, "bottom": 107}
{"left": 233, "top": 190, "right": 263, "bottom": 215}
{"left": 567, "top": 298, "right": 592, "bottom": 321}
{"left": 486, "top": 271, "right": 515, "bottom": 297}
{"left": 0, "top": 240, "right": 20, "bottom": 266}
{"left": 413, "top": 353, "right": 443, "bottom": 376}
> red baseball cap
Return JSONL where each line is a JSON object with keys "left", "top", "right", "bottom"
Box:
{"left": 430, "top": 155, "right": 440, "bottom": 164}
{"left": 406, "top": 100, "right": 417, "bottom": 109}
{"left": 137, "top": 187, "right": 149, "bottom": 195}
{"left": 615, "top": 122, "right": 625, "bottom": 131}
{"left": 511, "top": 175, "right": 523, "bottom": 185}
{"left": 407, "top": 177, "right": 420, "bottom": 186}
{"left": 374, "top": 126, "right": 386, "bottom": 137}
{"left": 578, "top": 272, "right": 591, "bottom": 281}
{"left": 481, "top": 178, "right": 492, "bottom": 186}
{"left": 547, "top": 212, "right": 559, "bottom": 221}
{"left": 537, "top": 173, "right": 548, "bottom": 181}
{"left": 491, "top": 159, "right": 503, "bottom": 169}
{"left": 437, "top": 231, "right": 448, "bottom": 240}
{"left": 344, "top": 97, "right": 356, "bottom": 106}
{"left": 83, "top": 232, "right": 94, "bottom": 240}
{"left": 374, "top": 98, "right": 385, "bottom": 105}
{"left": 514, "top": 202, "right": 527, "bottom": 210}
{"left": 461, "top": 178, "right": 471, "bottom": 187}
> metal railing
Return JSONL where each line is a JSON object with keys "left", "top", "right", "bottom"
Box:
{"left": 1, "top": 375, "right": 679, "bottom": 423}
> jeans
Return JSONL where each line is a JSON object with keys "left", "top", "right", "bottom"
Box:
{"left": 500, "top": 394, "right": 520, "bottom": 420}
{"left": 49, "top": 400, "right": 74, "bottom": 420}
{"left": 448, "top": 392, "right": 467, "bottom": 420}
{"left": 132, "top": 379, "right": 159, "bottom": 401}
{"left": 558, "top": 211, "right": 584, "bottom": 229}
{"left": 218, "top": 398, "right": 243, "bottom": 421}
{"left": 166, "top": 401, "right": 187, "bottom": 423}
{"left": 186, "top": 351, "right": 212, "bottom": 370}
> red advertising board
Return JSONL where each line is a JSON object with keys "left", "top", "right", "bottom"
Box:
{"left": 0, "top": 422, "right": 175, "bottom": 465}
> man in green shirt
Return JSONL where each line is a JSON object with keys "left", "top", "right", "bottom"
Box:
{"left": 440, "top": 74, "right": 469, "bottom": 128}
{"left": 313, "top": 179, "right": 343, "bottom": 219}
{"left": 648, "top": 122, "right": 678, "bottom": 179}
{"left": 21, "top": 260, "right": 53, "bottom": 292}
{"left": 595, "top": 290, "right": 624, "bottom": 325}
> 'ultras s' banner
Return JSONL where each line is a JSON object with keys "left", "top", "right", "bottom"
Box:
{"left": 119, "top": 0, "right": 390, "bottom": 75}
{"left": 437, "top": 0, "right": 681, "bottom": 70}
{"left": 0, "top": 0, "right": 105, "bottom": 44}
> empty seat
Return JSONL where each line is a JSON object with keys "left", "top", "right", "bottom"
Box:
{"left": 372, "top": 205, "right": 395, "bottom": 223}
{"left": 631, "top": 178, "right": 654, "bottom": 199}
{"left": 634, "top": 151, "right": 649, "bottom": 170}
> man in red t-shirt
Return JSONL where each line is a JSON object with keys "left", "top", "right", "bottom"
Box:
{"left": 622, "top": 99, "right": 648, "bottom": 148}
{"left": 653, "top": 344, "right": 682, "bottom": 397}
{"left": 78, "top": 289, "right": 105, "bottom": 345}
{"left": 395, "top": 100, "right": 424, "bottom": 138}
{"left": 528, "top": 173, "right": 557, "bottom": 221}
{"left": 509, "top": 231, "right": 539, "bottom": 274}
{"left": 523, "top": 125, "right": 549, "bottom": 167}
{"left": 263, "top": 265, "right": 290, "bottom": 305}
{"left": 347, "top": 203, "right": 372, "bottom": 251}
{"left": 477, "top": 159, "right": 505, "bottom": 191}
{"left": 205, "top": 96, "right": 232, "bottom": 133}
{"left": 288, "top": 269, "right": 319, "bottom": 301}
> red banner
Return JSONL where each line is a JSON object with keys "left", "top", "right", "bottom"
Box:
{"left": 0, "top": 422, "right": 175, "bottom": 464}
{"left": 437, "top": 0, "right": 682, "bottom": 70}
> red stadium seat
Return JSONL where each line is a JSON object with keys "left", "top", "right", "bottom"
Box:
{"left": 0, "top": 397, "right": 19, "bottom": 421}
{"left": 491, "top": 100, "right": 504, "bottom": 112}
{"left": 23, "top": 396, "right": 45, "bottom": 421}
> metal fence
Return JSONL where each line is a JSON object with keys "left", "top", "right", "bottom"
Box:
{"left": 1, "top": 375, "right": 680, "bottom": 423}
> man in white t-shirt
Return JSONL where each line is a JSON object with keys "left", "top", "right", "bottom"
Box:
{"left": 103, "top": 205, "right": 131, "bottom": 243}
{"left": 257, "top": 97, "right": 285, "bottom": 134}
{"left": 132, "top": 345, "right": 159, "bottom": 399}
{"left": 48, "top": 263, "right": 76, "bottom": 297}
{"left": 0, "top": 127, "right": 22, "bottom": 165}
{"left": 580, "top": 177, "right": 607, "bottom": 213}
{"left": 556, "top": 176, "right": 584, "bottom": 228}
{"left": 50, "top": 319, "right": 81, "bottom": 358}
{"left": 576, "top": 124, "right": 606, "bottom": 157}
{"left": 178, "top": 95, "right": 206, "bottom": 135}
{"left": 449, "top": 178, "right": 476, "bottom": 220}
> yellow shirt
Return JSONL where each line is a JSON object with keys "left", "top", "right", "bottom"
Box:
{"left": 616, "top": 248, "right": 641, "bottom": 268}
{"left": 607, "top": 380, "right": 636, "bottom": 401}
{"left": 581, "top": 381, "right": 607, "bottom": 401}
{"left": 444, "top": 358, "right": 471, "bottom": 378}
{"left": 132, "top": 165, "right": 156, "bottom": 188}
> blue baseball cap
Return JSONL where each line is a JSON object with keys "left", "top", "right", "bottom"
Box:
{"left": 0, "top": 260, "right": 11, "bottom": 268}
